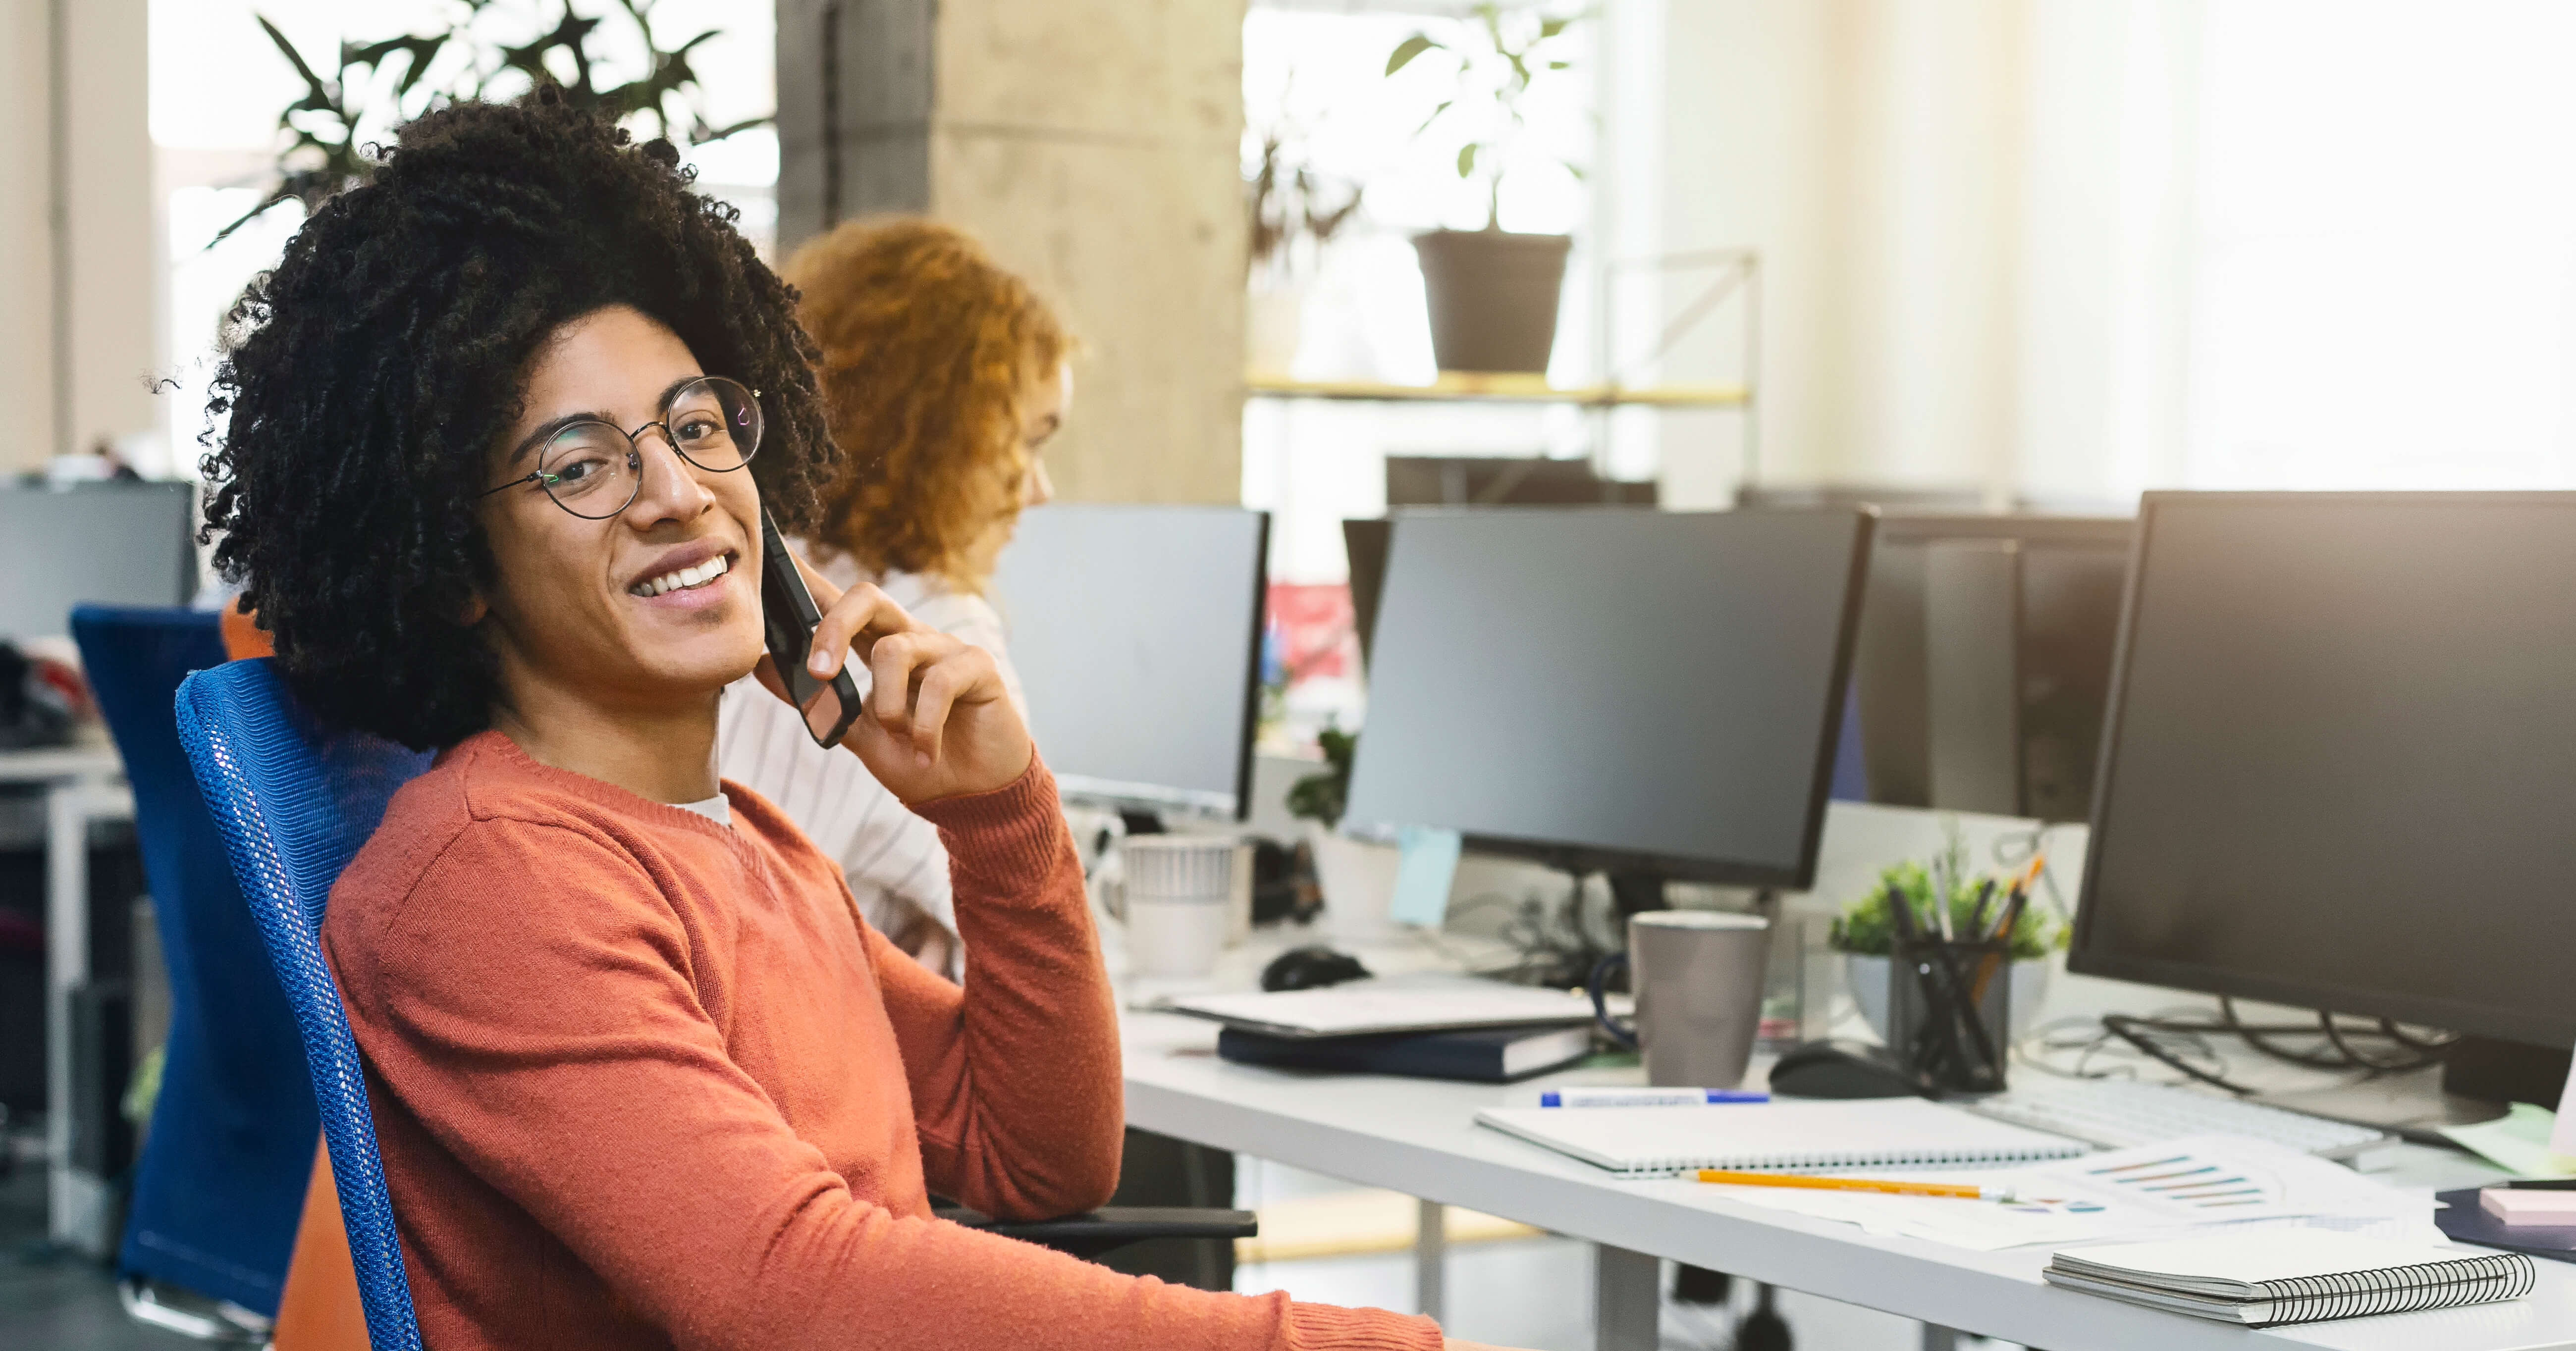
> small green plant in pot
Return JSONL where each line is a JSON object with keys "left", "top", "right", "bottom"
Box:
{"left": 1384, "top": 4, "right": 1589, "bottom": 376}
{"left": 1828, "top": 848, "right": 2067, "bottom": 1042}
{"left": 1288, "top": 728, "right": 1401, "bottom": 942}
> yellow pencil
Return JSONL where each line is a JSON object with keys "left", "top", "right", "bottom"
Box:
{"left": 1695, "top": 1170, "right": 1999, "bottom": 1199}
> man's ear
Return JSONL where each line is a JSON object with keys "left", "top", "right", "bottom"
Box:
{"left": 458, "top": 591, "right": 488, "bottom": 626}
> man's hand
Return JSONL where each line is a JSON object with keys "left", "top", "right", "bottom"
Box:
{"left": 754, "top": 549, "right": 1033, "bottom": 803}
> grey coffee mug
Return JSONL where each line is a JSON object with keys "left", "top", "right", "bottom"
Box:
{"left": 1589, "top": 910, "right": 1772, "bottom": 1088}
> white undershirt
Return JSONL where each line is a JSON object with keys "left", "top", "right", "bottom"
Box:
{"left": 675, "top": 793, "right": 732, "bottom": 828}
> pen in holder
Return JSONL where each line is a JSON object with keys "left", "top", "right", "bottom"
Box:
{"left": 1886, "top": 935, "right": 2010, "bottom": 1094}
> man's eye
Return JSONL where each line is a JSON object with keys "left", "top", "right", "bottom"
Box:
{"left": 675, "top": 414, "right": 724, "bottom": 443}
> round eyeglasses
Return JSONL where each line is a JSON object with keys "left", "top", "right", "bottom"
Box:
{"left": 479, "top": 375, "right": 764, "bottom": 520}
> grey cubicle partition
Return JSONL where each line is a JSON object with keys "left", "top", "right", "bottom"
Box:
{"left": 0, "top": 482, "right": 198, "bottom": 639}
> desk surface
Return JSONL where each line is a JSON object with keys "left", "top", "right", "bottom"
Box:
{"left": 1122, "top": 1010, "right": 2576, "bottom": 1351}
{"left": 0, "top": 743, "right": 121, "bottom": 784}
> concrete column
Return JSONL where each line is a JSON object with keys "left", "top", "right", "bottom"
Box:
{"left": 778, "top": 0, "right": 1247, "bottom": 505}
{"left": 0, "top": 0, "right": 156, "bottom": 473}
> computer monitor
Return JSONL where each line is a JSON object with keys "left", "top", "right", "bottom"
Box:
{"left": 1342, "top": 509, "right": 1874, "bottom": 886}
{"left": 2072, "top": 492, "right": 2576, "bottom": 1053}
{"left": 1341, "top": 518, "right": 1392, "bottom": 670}
{"left": 987, "top": 504, "right": 1269, "bottom": 819}
{"left": 1385, "top": 456, "right": 1657, "bottom": 508}
{"left": 0, "top": 482, "right": 198, "bottom": 639}
{"left": 1850, "top": 514, "right": 2132, "bottom": 823}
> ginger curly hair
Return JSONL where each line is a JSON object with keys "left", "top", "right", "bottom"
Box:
{"left": 199, "top": 91, "right": 836, "bottom": 749}
{"left": 786, "top": 217, "right": 1070, "bottom": 593}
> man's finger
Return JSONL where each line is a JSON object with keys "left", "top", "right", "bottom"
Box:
{"left": 808, "top": 581, "right": 926, "bottom": 682}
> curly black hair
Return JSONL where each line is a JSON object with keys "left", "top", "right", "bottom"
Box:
{"left": 200, "top": 89, "right": 839, "bottom": 750}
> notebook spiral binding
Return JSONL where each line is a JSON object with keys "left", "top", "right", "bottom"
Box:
{"left": 1606, "top": 1143, "right": 2078, "bottom": 1181}
{"left": 2252, "top": 1253, "right": 2536, "bottom": 1326}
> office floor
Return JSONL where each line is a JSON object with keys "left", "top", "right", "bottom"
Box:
{"left": 0, "top": 1142, "right": 188, "bottom": 1351}
{"left": 1234, "top": 1159, "right": 2033, "bottom": 1351}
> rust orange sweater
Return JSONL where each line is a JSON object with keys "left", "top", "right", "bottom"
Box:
{"left": 324, "top": 731, "right": 1438, "bottom": 1351}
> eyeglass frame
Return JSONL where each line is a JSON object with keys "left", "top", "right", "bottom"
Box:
{"left": 477, "top": 375, "right": 765, "bottom": 520}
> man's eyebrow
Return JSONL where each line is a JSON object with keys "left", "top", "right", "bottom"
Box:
{"left": 504, "top": 376, "right": 707, "bottom": 466}
{"left": 506, "top": 411, "right": 610, "bottom": 467}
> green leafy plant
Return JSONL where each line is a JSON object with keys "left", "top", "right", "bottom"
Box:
{"left": 1828, "top": 859, "right": 2066, "bottom": 962}
{"left": 1246, "top": 91, "right": 1364, "bottom": 282}
{"left": 217, "top": 0, "right": 770, "bottom": 245}
{"left": 1384, "top": 3, "right": 1590, "bottom": 231}
{"left": 1286, "top": 726, "right": 1357, "bottom": 827}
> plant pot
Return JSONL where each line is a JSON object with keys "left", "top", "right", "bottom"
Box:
{"left": 1246, "top": 283, "right": 1308, "bottom": 377}
{"left": 1845, "top": 953, "right": 2049, "bottom": 1042}
{"left": 1410, "top": 229, "right": 1572, "bottom": 375}
{"left": 1307, "top": 821, "right": 1402, "bottom": 943}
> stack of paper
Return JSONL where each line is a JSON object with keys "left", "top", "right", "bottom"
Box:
{"left": 1694, "top": 1135, "right": 2436, "bottom": 1252}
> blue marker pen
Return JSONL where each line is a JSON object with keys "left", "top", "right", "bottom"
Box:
{"left": 1538, "top": 1088, "right": 1771, "bottom": 1108}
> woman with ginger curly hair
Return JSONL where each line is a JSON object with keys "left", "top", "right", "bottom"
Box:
{"left": 717, "top": 217, "right": 1072, "bottom": 973}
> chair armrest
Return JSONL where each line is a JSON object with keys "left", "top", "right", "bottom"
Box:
{"left": 933, "top": 1205, "right": 1259, "bottom": 1261}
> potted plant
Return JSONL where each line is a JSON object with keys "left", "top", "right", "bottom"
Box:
{"left": 1828, "top": 854, "right": 2067, "bottom": 1041}
{"left": 1245, "top": 92, "right": 1363, "bottom": 376}
{"left": 1287, "top": 727, "right": 1402, "bottom": 941}
{"left": 1384, "top": 4, "right": 1588, "bottom": 376}
{"left": 216, "top": 1, "right": 769, "bottom": 245}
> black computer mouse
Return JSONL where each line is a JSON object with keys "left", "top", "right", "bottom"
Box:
{"left": 1261, "top": 945, "right": 1371, "bottom": 992}
{"left": 1767, "top": 1040, "right": 1929, "bottom": 1099}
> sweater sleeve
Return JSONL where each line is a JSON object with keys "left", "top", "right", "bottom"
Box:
{"left": 871, "top": 756, "right": 1121, "bottom": 1218}
{"left": 337, "top": 809, "right": 1440, "bottom": 1351}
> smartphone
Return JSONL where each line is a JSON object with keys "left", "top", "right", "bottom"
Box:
{"left": 759, "top": 507, "right": 864, "bottom": 748}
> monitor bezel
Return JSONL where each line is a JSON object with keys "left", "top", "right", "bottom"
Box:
{"left": 2067, "top": 489, "right": 2576, "bottom": 1046}
{"left": 1353, "top": 507, "right": 1879, "bottom": 889}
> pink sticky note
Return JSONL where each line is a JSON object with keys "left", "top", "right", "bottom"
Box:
{"left": 2481, "top": 1189, "right": 2576, "bottom": 1226}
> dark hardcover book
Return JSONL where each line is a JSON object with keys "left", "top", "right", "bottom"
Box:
{"left": 2436, "top": 1187, "right": 2576, "bottom": 1266}
{"left": 1216, "top": 1023, "right": 1595, "bottom": 1083}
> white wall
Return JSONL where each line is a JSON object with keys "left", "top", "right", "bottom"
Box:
{"left": 1650, "top": 0, "right": 2197, "bottom": 508}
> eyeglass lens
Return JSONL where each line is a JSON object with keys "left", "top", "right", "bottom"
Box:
{"left": 533, "top": 376, "right": 764, "bottom": 519}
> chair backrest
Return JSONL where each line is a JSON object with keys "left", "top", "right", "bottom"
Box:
{"left": 172, "top": 658, "right": 431, "bottom": 1351}
{"left": 71, "top": 606, "right": 317, "bottom": 1314}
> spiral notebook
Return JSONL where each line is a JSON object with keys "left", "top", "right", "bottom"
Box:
{"left": 1473, "top": 1099, "right": 2088, "bottom": 1179}
{"left": 2043, "top": 1231, "right": 2537, "bottom": 1326}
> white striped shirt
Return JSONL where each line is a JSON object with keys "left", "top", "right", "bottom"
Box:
{"left": 714, "top": 551, "right": 1024, "bottom": 970}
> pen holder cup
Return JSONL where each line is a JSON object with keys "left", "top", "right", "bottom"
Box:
{"left": 1887, "top": 937, "right": 2011, "bottom": 1095}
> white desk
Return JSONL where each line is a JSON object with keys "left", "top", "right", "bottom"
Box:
{"left": 3, "top": 742, "right": 132, "bottom": 1256}
{"left": 1121, "top": 1010, "right": 2576, "bottom": 1351}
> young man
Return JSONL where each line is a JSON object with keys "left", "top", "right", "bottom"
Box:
{"left": 204, "top": 91, "right": 1513, "bottom": 1351}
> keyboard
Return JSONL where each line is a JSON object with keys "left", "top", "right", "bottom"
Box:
{"left": 1962, "top": 1076, "right": 2397, "bottom": 1161}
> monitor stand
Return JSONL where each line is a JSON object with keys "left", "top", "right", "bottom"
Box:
{"left": 1119, "top": 809, "right": 1166, "bottom": 837}
{"left": 2249, "top": 1036, "right": 2568, "bottom": 1142}
{"left": 2252, "top": 1069, "right": 2510, "bottom": 1143}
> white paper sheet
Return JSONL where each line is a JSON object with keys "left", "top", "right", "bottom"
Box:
{"left": 1697, "top": 1135, "right": 2433, "bottom": 1252}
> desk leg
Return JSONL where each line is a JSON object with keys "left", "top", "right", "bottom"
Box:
{"left": 1592, "top": 1244, "right": 1658, "bottom": 1351}
{"left": 44, "top": 782, "right": 113, "bottom": 1255}
{"left": 1921, "top": 1325, "right": 1963, "bottom": 1351}
{"left": 1415, "top": 1198, "right": 1446, "bottom": 1321}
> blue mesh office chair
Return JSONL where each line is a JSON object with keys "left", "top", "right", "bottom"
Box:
{"left": 173, "top": 658, "right": 430, "bottom": 1351}
{"left": 70, "top": 606, "right": 317, "bottom": 1328}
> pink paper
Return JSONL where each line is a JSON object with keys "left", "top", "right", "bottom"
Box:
{"left": 2481, "top": 1188, "right": 2576, "bottom": 1225}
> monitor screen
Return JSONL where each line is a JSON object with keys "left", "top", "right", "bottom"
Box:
{"left": 987, "top": 504, "right": 1268, "bottom": 818}
{"left": 1852, "top": 515, "right": 2132, "bottom": 822}
{"left": 0, "top": 482, "right": 197, "bottom": 640}
{"left": 1343, "top": 509, "right": 1874, "bottom": 885}
{"left": 2072, "top": 493, "right": 2576, "bottom": 1047}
